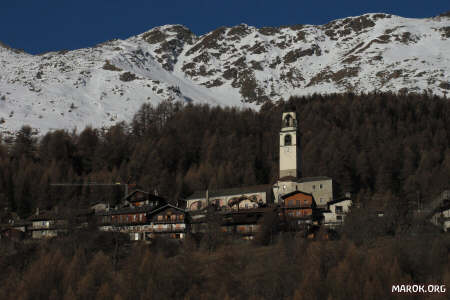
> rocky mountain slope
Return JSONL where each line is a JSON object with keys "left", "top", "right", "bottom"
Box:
{"left": 0, "top": 13, "right": 449, "bottom": 134}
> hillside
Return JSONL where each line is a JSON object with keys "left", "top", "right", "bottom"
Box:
{"left": 0, "top": 13, "right": 449, "bottom": 134}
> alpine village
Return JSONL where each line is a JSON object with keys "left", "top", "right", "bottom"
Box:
{"left": 1, "top": 10, "right": 450, "bottom": 299}
{"left": 1, "top": 110, "right": 449, "bottom": 243}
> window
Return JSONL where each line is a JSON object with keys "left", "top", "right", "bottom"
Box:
{"left": 337, "top": 215, "right": 343, "bottom": 221}
{"left": 284, "top": 134, "right": 292, "bottom": 146}
{"left": 296, "top": 200, "right": 301, "bottom": 207}
{"left": 312, "top": 185, "right": 315, "bottom": 190}
{"left": 157, "top": 215, "right": 163, "bottom": 221}
{"left": 320, "top": 184, "right": 323, "bottom": 189}
{"left": 336, "top": 206, "right": 343, "bottom": 213}
{"left": 284, "top": 115, "right": 292, "bottom": 127}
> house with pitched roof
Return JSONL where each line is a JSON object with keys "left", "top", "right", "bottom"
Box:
{"left": 322, "top": 195, "right": 353, "bottom": 229}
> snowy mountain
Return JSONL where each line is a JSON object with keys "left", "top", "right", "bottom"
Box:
{"left": 0, "top": 13, "right": 449, "bottom": 134}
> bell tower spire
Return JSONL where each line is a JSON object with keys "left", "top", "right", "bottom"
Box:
{"left": 279, "top": 111, "right": 301, "bottom": 179}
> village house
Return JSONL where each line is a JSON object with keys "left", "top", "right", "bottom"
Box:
{"left": 147, "top": 204, "right": 187, "bottom": 240}
{"left": 430, "top": 191, "right": 450, "bottom": 232}
{"left": 29, "top": 210, "right": 64, "bottom": 239}
{"left": 221, "top": 208, "right": 273, "bottom": 239}
{"left": 97, "top": 189, "right": 167, "bottom": 240}
{"left": 9, "top": 220, "right": 31, "bottom": 236}
{"left": 29, "top": 208, "right": 94, "bottom": 239}
{"left": 323, "top": 195, "right": 353, "bottom": 229}
{"left": 279, "top": 191, "right": 321, "bottom": 234}
{"left": 431, "top": 204, "right": 450, "bottom": 232}
{"left": 189, "top": 207, "right": 273, "bottom": 240}
{"left": 1, "top": 226, "right": 26, "bottom": 241}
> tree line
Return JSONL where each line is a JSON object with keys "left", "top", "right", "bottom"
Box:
{"left": 1, "top": 92, "right": 449, "bottom": 218}
{"left": 0, "top": 92, "right": 449, "bottom": 299}
{"left": 0, "top": 228, "right": 449, "bottom": 300}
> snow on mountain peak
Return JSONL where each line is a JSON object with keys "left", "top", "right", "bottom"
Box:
{"left": 0, "top": 13, "right": 449, "bottom": 135}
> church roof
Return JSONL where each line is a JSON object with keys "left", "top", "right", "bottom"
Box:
{"left": 186, "top": 184, "right": 272, "bottom": 200}
{"left": 278, "top": 176, "right": 332, "bottom": 183}
{"left": 298, "top": 176, "right": 332, "bottom": 183}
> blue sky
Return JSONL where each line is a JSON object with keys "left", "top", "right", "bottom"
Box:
{"left": 1, "top": 0, "right": 449, "bottom": 54}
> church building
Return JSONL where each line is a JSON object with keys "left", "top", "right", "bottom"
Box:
{"left": 185, "top": 110, "right": 334, "bottom": 211}
{"left": 272, "top": 111, "right": 333, "bottom": 208}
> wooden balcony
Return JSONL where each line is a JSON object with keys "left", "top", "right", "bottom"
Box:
{"left": 153, "top": 219, "right": 185, "bottom": 224}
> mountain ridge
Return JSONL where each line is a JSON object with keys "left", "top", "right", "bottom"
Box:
{"left": 0, "top": 12, "right": 449, "bottom": 134}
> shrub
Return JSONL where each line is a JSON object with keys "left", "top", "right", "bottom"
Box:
{"left": 102, "top": 60, "right": 122, "bottom": 72}
{"left": 119, "top": 72, "right": 137, "bottom": 82}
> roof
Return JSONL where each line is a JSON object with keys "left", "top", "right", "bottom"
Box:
{"left": 277, "top": 176, "right": 332, "bottom": 183}
{"left": 280, "top": 190, "right": 314, "bottom": 200}
{"left": 97, "top": 204, "right": 159, "bottom": 216}
{"left": 29, "top": 209, "right": 94, "bottom": 221}
{"left": 433, "top": 202, "right": 450, "bottom": 214}
{"left": 278, "top": 176, "right": 298, "bottom": 182}
{"left": 123, "top": 189, "right": 166, "bottom": 203}
{"left": 298, "top": 176, "right": 332, "bottom": 183}
{"left": 11, "top": 220, "right": 32, "bottom": 227}
{"left": 190, "top": 207, "right": 276, "bottom": 225}
{"left": 327, "top": 197, "right": 352, "bottom": 206}
{"left": 149, "top": 204, "right": 185, "bottom": 215}
{"left": 186, "top": 184, "right": 272, "bottom": 200}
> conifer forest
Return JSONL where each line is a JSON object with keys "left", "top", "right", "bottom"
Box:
{"left": 1, "top": 92, "right": 450, "bottom": 299}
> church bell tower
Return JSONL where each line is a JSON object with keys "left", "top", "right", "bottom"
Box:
{"left": 279, "top": 111, "right": 301, "bottom": 179}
